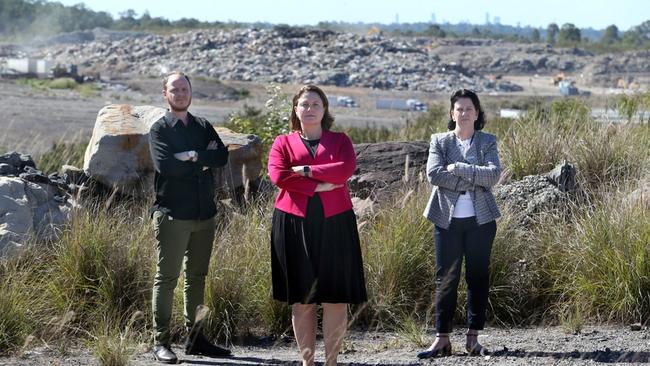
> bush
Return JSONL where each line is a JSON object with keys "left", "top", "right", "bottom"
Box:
{"left": 0, "top": 280, "right": 30, "bottom": 355}
{"left": 48, "top": 78, "right": 78, "bottom": 90}
{"left": 223, "top": 83, "right": 290, "bottom": 153}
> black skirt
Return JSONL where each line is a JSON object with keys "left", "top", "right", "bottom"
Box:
{"left": 271, "top": 194, "right": 367, "bottom": 304}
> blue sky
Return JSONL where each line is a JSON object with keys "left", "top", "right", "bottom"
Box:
{"left": 56, "top": 0, "right": 647, "bottom": 30}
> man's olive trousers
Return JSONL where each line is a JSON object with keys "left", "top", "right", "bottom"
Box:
{"left": 152, "top": 211, "right": 215, "bottom": 346}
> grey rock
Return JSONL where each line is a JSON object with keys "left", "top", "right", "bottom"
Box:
{"left": 494, "top": 175, "right": 568, "bottom": 226}
{"left": 350, "top": 141, "right": 429, "bottom": 199}
{"left": 0, "top": 176, "right": 73, "bottom": 256}
{"left": 0, "top": 151, "right": 35, "bottom": 172}
{"left": 83, "top": 104, "right": 263, "bottom": 198}
{"left": 0, "top": 163, "right": 16, "bottom": 175}
{"left": 545, "top": 161, "right": 577, "bottom": 193}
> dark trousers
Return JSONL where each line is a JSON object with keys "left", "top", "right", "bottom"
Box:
{"left": 434, "top": 217, "right": 496, "bottom": 333}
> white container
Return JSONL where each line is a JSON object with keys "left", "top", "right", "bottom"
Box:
{"left": 7, "top": 58, "right": 36, "bottom": 74}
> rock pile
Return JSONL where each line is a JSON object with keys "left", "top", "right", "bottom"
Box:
{"left": 494, "top": 162, "right": 578, "bottom": 226}
{"left": 0, "top": 152, "right": 76, "bottom": 255}
{"left": 36, "top": 27, "right": 526, "bottom": 93}
{"left": 5, "top": 27, "right": 649, "bottom": 91}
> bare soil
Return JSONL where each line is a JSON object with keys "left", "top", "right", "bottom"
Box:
{"left": 2, "top": 326, "right": 649, "bottom": 365}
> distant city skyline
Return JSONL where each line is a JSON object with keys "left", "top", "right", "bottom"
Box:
{"left": 54, "top": 0, "right": 647, "bottom": 31}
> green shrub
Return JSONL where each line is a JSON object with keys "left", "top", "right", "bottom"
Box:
{"left": 223, "top": 83, "right": 290, "bottom": 152}
{"left": 617, "top": 92, "right": 650, "bottom": 123}
{"left": 48, "top": 78, "right": 78, "bottom": 89}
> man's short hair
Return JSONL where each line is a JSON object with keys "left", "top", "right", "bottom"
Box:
{"left": 162, "top": 71, "right": 192, "bottom": 91}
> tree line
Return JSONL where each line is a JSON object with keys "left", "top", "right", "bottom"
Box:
{"left": 0, "top": 0, "right": 250, "bottom": 37}
{"left": 384, "top": 21, "right": 650, "bottom": 52}
{"left": 1, "top": 0, "right": 648, "bottom": 53}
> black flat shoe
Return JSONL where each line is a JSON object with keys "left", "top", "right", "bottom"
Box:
{"left": 417, "top": 344, "right": 452, "bottom": 359}
{"left": 153, "top": 345, "right": 178, "bottom": 364}
{"left": 185, "top": 332, "right": 232, "bottom": 358}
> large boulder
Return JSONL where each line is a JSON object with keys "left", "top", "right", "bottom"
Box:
{"left": 83, "top": 104, "right": 263, "bottom": 197}
{"left": 0, "top": 176, "right": 73, "bottom": 256}
{"left": 350, "top": 140, "right": 429, "bottom": 199}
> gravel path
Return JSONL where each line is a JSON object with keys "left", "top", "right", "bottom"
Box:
{"left": 3, "top": 326, "right": 649, "bottom": 365}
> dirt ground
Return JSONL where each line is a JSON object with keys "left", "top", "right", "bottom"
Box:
{"left": 2, "top": 325, "right": 649, "bottom": 365}
{"left": 1, "top": 73, "right": 609, "bottom": 158}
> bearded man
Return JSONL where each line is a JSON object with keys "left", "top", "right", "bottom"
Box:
{"left": 148, "top": 71, "right": 231, "bottom": 364}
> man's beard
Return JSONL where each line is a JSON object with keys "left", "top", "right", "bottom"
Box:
{"left": 168, "top": 98, "right": 191, "bottom": 112}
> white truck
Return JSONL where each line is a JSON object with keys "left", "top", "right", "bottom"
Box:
{"left": 376, "top": 98, "right": 428, "bottom": 112}
{"left": 327, "top": 95, "right": 359, "bottom": 108}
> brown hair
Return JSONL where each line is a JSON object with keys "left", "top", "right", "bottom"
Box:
{"left": 447, "top": 88, "right": 486, "bottom": 130}
{"left": 162, "top": 71, "right": 192, "bottom": 91}
{"left": 289, "top": 85, "right": 334, "bottom": 131}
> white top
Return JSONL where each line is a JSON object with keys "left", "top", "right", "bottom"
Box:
{"left": 452, "top": 136, "right": 476, "bottom": 218}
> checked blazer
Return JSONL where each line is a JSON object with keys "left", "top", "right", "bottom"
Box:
{"left": 423, "top": 130, "right": 501, "bottom": 229}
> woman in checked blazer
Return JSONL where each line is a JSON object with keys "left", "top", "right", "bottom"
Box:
{"left": 418, "top": 89, "right": 501, "bottom": 359}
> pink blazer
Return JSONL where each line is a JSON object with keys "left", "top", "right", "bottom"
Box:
{"left": 268, "top": 130, "right": 356, "bottom": 218}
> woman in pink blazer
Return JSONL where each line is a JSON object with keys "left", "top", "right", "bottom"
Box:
{"left": 268, "top": 85, "right": 367, "bottom": 366}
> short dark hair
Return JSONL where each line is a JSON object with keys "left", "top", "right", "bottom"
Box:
{"left": 162, "top": 71, "right": 192, "bottom": 91}
{"left": 289, "top": 85, "right": 335, "bottom": 131}
{"left": 447, "top": 88, "right": 486, "bottom": 130}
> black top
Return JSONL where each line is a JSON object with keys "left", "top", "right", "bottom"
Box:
{"left": 149, "top": 112, "right": 229, "bottom": 220}
{"left": 301, "top": 137, "right": 320, "bottom": 158}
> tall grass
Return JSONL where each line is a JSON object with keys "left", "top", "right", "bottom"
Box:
{"left": 0, "top": 198, "right": 154, "bottom": 359}
{"left": 360, "top": 183, "right": 435, "bottom": 326}
{"left": 1, "top": 96, "right": 650, "bottom": 359}
{"left": 91, "top": 311, "right": 145, "bottom": 366}
{"left": 550, "top": 185, "right": 650, "bottom": 324}
{"left": 0, "top": 270, "right": 31, "bottom": 355}
{"left": 48, "top": 200, "right": 153, "bottom": 326}
{"left": 35, "top": 140, "right": 88, "bottom": 174}
{"left": 204, "top": 196, "right": 291, "bottom": 342}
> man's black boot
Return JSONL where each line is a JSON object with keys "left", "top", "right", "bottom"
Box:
{"left": 153, "top": 344, "right": 178, "bottom": 364}
{"left": 185, "top": 332, "right": 232, "bottom": 357}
